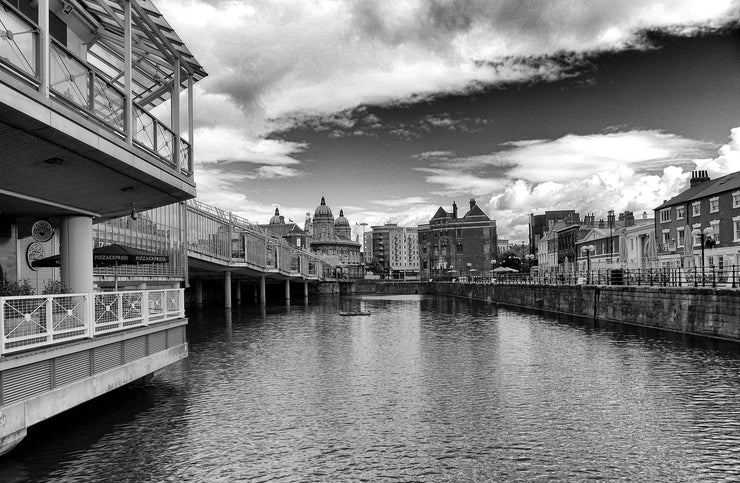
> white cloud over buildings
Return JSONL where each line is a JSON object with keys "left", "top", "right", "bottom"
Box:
{"left": 154, "top": 0, "right": 740, "bottom": 233}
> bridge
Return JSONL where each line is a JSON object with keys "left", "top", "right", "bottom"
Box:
{"left": 185, "top": 199, "right": 334, "bottom": 306}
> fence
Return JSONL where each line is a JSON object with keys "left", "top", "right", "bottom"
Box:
{"left": 446, "top": 266, "right": 740, "bottom": 289}
{"left": 0, "top": 289, "right": 185, "bottom": 356}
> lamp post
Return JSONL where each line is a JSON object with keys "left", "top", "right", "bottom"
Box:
{"left": 691, "top": 226, "right": 714, "bottom": 282}
{"left": 607, "top": 210, "right": 615, "bottom": 264}
{"left": 581, "top": 244, "right": 595, "bottom": 284}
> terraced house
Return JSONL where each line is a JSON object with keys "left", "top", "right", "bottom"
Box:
{"left": 655, "top": 170, "right": 740, "bottom": 271}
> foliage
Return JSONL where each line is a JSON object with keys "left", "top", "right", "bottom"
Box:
{"left": 42, "top": 280, "right": 69, "bottom": 295}
{"left": 0, "top": 279, "right": 35, "bottom": 296}
{"left": 365, "top": 258, "right": 385, "bottom": 274}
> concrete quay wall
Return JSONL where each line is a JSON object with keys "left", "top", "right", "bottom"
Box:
{"left": 344, "top": 281, "right": 740, "bottom": 341}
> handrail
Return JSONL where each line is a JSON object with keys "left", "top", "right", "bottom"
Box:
{"left": 0, "top": 2, "right": 192, "bottom": 177}
{"left": 0, "top": 288, "right": 185, "bottom": 356}
{"left": 185, "top": 200, "right": 335, "bottom": 280}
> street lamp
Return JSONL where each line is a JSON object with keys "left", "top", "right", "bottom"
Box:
{"left": 691, "top": 226, "right": 715, "bottom": 277}
{"left": 581, "top": 244, "right": 595, "bottom": 284}
{"left": 607, "top": 210, "right": 615, "bottom": 264}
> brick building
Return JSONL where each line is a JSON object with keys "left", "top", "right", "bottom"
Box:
{"left": 418, "top": 199, "right": 497, "bottom": 280}
{"left": 655, "top": 170, "right": 740, "bottom": 270}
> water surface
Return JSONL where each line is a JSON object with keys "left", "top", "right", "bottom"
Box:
{"left": 2, "top": 295, "right": 740, "bottom": 481}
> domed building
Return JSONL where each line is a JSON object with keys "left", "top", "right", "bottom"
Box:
{"left": 305, "top": 197, "right": 363, "bottom": 279}
{"left": 258, "top": 207, "right": 310, "bottom": 249}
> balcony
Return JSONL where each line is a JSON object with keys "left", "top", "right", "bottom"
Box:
{"left": 0, "top": 0, "right": 206, "bottom": 219}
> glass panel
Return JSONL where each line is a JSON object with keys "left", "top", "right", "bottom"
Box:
{"left": 134, "top": 105, "right": 156, "bottom": 151}
{"left": 50, "top": 42, "right": 90, "bottom": 109}
{"left": 0, "top": 5, "right": 37, "bottom": 78}
{"left": 92, "top": 73, "right": 124, "bottom": 131}
{"left": 180, "top": 139, "right": 191, "bottom": 175}
{"left": 156, "top": 123, "right": 175, "bottom": 164}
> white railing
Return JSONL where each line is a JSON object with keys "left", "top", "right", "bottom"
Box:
{"left": 0, "top": 289, "right": 185, "bottom": 355}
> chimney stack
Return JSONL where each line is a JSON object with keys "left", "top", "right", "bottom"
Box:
{"left": 469, "top": 198, "right": 476, "bottom": 210}
{"left": 452, "top": 201, "right": 458, "bottom": 219}
{"left": 690, "top": 170, "right": 711, "bottom": 187}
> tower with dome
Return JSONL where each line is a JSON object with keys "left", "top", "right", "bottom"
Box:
{"left": 304, "top": 197, "right": 363, "bottom": 279}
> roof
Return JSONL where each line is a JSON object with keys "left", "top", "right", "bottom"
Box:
{"left": 656, "top": 171, "right": 740, "bottom": 210}
{"left": 77, "top": 0, "right": 208, "bottom": 108}
{"left": 462, "top": 204, "right": 490, "bottom": 221}
{"left": 430, "top": 207, "right": 450, "bottom": 221}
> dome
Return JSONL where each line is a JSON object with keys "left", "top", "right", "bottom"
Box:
{"left": 314, "top": 196, "right": 333, "bottom": 220}
{"left": 334, "top": 209, "right": 351, "bottom": 240}
{"left": 334, "top": 209, "right": 350, "bottom": 228}
{"left": 269, "top": 207, "right": 284, "bottom": 225}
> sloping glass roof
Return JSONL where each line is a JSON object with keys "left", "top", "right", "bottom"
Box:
{"left": 74, "top": 0, "right": 207, "bottom": 108}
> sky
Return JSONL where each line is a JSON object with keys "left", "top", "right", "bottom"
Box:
{"left": 157, "top": 0, "right": 740, "bottom": 243}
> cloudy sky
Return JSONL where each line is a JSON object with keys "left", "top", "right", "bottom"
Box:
{"left": 158, "top": 0, "right": 740, "bottom": 242}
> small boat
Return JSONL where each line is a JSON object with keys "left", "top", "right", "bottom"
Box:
{"left": 339, "top": 311, "right": 371, "bottom": 316}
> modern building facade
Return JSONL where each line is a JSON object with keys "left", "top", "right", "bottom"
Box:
{"left": 418, "top": 199, "right": 497, "bottom": 280}
{"left": 0, "top": 0, "right": 205, "bottom": 455}
{"left": 370, "top": 223, "right": 419, "bottom": 279}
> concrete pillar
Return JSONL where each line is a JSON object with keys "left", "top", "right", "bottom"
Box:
{"left": 259, "top": 276, "right": 266, "bottom": 305}
{"left": 60, "top": 216, "right": 93, "bottom": 293}
{"left": 304, "top": 281, "right": 309, "bottom": 298}
{"left": 195, "top": 278, "right": 203, "bottom": 306}
{"left": 285, "top": 279, "right": 291, "bottom": 301}
{"left": 224, "top": 271, "right": 232, "bottom": 308}
{"left": 235, "top": 280, "right": 242, "bottom": 305}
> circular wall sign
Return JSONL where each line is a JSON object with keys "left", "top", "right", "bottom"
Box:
{"left": 26, "top": 242, "right": 45, "bottom": 270}
{"left": 32, "top": 220, "right": 53, "bottom": 242}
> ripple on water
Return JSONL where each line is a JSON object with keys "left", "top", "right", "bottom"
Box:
{"left": 3, "top": 296, "right": 740, "bottom": 481}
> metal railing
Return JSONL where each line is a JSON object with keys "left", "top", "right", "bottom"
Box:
{"left": 0, "top": 1, "right": 192, "bottom": 177}
{"left": 1, "top": 288, "right": 185, "bottom": 355}
{"left": 185, "top": 200, "right": 332, "bottom": 280}
{"left": 444, "top": 266, "right": 740, "bottom": 289}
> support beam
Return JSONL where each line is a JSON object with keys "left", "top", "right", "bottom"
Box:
{"left": 259, "top": 276, "right": 266, "bottom": 305}
{"left": 224, "top": 271, "right": 232, "bottom": 308}
{"left": 39, "top": 0, "right": 49, "bottom": 97}
{"left": 235, "top": 280, "right": 241, "bottom": 305}
{"left": 285, "top": 279, "right": 290, "bottom": 301}
{"left": 172, "top": 58, "right": 181, "bottom": 165}
{"left": 60, "top": 217, "right": 93, "bottom": 293}
{"left": 304, "top": 282, "right": 309, "bottom": 299}
{"left": 123, "top": 0, "right": 133, "bottom": 143}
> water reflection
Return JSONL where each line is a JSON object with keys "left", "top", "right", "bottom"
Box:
{"left": 2, "top": 294, "right": 740, "bottom": 481}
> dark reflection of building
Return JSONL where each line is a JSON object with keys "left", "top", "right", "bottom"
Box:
{"left": 302, "top": 197, "right": 363, "bottom": 279}
{"left": 418, "top": 199, "right": 498, "bottom": 280}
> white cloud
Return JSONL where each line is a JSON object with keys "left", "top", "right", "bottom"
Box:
{"left": 159, "top": 0, "right": 738, "bottom": 128}
{"left": 414, "top": 129, "right": 729, "bottom": 241}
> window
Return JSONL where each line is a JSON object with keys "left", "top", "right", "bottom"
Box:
{"left": 692, "top": 201, "right": 701, "bottom": 217}
{"left": 692, "top": 224, "right": 701, "bottom": 245}
{"left": 676, "top": 206, "right": 685, "bottom": 220}
{"left": 710, "top": 197, "right": 719, "bottom": 213}
{"left": 660, "top": 209, "right": 671, "bottom": 223}
{"left": 677, "top": 227, "right": 685, "bottom": 247}
{"left": 733, "top": 192, "right": 740, "bottom": 209}
{"left": 734, "top": 216, "right": 740, "bottom": 241}
{"left": 662, "top": 230, "right": 670, "bottom": 246}
{"left": 710, "top": 220, "right": 720, "bottom": 245}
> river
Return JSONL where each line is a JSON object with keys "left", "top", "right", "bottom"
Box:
{"left": 2, "top": 294, "right": 740, "bottom": 481}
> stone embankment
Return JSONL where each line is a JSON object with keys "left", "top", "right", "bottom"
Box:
{"left": 343, "top": 281, "right": 740, "bottom": 341}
